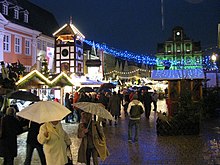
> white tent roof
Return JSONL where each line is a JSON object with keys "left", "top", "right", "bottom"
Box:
{"left": 151, "top": 69, "right": 205, "bottom": 80}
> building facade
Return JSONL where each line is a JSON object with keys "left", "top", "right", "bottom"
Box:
{"left": 156, "top": 26, "right": 202, "bottom": 70}
{"left": 53, "top": 22, "right": 85, "bottom": 75}
{"left": 0, "top": 0, "right": 59, "bottom": 72}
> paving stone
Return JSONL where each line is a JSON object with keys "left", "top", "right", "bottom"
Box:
{"left": 0, "top": 99, "right": 220, "bottom": 165}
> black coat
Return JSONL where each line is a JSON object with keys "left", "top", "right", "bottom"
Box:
{"left": 26, "top": 122, "right": 42, "bottom": 145}
{"left": 0, "top": 115, "right": 23, "bottom": 157}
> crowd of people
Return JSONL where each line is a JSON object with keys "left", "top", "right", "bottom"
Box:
{"left": 0, "top": 86, "right": 159, "bottom": 165}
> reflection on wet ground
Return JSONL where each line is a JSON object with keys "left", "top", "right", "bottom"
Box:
{"left": 1, "top": 99, "right": 220, "bottom": 165}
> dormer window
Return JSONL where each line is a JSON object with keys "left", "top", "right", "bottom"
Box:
{"left": 14, "top": 8, "right": 19, "bottom": 19}
{"left": 24, "top": 10, "right": 29, "bottom": 23}
{"left": 2, "top": 3, "right": 8, "bottom": 15}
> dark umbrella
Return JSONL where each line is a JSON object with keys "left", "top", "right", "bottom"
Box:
{"left": 98, "top": 88, "right": 112, "bottom": 93}
{"left": 77, "top": 87, "right": 94, "bottom": 93}
{"left": 6, "top": 90, "right": 40, "bottom": 102}
{"left": 100, "top": 83, "right": 116, "bottom": 89}
{"left": 139, "top": 86, "right": 151, "bottom": 91}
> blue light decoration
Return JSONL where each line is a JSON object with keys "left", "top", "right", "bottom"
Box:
{"left": 84, "top": 39, "right": 219, "bottom": 70}
{"left": 84, "top": 39, "right": 157, "bottom": 65}
{"left": 151, "top": 69, "right": 205, "bottom": 80}
{"left": 203, "top": 55, "right": 218, "bottom": 71}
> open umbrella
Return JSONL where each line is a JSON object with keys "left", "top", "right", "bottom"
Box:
{"left": 74, "top": 102, "right": 115, "bottom": 121}
{"left": 77, "top": 87, "right": 94, "bottom": 93}
{"left": 17, "top": 101, "right": 71, "bottom": 124}
{"left": 100, "top": 83, "right": 116, "bottom": 89}
{"left": 139, "top": 86, "right": 151, "bottom": 91}
{"left": 7, "top": 90, "right": 40, "bottom": 102}
{"left": 98, "top": 88, "right": 112, "bottom": 93}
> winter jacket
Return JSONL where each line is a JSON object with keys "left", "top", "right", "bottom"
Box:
{"left": 77, "top": 121, "right": 109, "bottom": 164}
{"left": 127, "top": 99, "right": 145, "bottom": 120}
{"left": 0, "top": 115, "right": 23, "bottom": 157}
{"left": 37, "top": 122, "right": 71, "bottom": 165}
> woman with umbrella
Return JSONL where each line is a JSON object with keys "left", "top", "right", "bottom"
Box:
{"left": 37, "top": 120, "right": 72, "bottom": 165}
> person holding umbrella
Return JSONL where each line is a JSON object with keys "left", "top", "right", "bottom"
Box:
{"left": 37, "top": 120, "right": 72, "bottom": 165}
{"left": 77, "top": 112, "right": 109, "bottom": 165}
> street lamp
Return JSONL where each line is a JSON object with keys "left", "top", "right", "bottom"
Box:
{"left": 211, "top": 53, "right": 218, "bottom": 88}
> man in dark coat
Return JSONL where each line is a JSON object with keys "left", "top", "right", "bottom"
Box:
{"left": 24, "top": 121, "right": 46, "bottom": 165}
{"left": 108, "top": 91, "right": 121, "bottom": 125}
{"left": 142, "top": 89, "right": 153, "bottom": 119}
{"left": 0, "top": 107, "right": 23, "bottom": 164}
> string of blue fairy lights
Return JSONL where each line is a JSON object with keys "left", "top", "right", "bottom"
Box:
{"left": 84, "top": 39, "right": 219, "bottom": 70}
{"left": 84, "top": 39, "right": 157, "bottom": 65}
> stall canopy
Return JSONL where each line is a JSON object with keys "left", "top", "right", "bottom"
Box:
{"left": 79, "top": 80, "right": 104, "bottom": 87}
{"left": 49, "top": 72, "right": 74, "bottom": 87}
{"left": 16, "top": 70, "right": 74, "bottom": 89}
{"left": 151, "top": 69, "right": 205, "bottom": 80}
{"left": 16, "top": 70, "right": 51, "bottom": 89}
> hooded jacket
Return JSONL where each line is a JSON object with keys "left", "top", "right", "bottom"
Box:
{"left": 127, "top": 99, "right": 145, "bottom": 120}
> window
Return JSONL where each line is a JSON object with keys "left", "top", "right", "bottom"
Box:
{"left": 24, "top": 13, "right": 28, "bottom": 23}
{"left": 14, "top": 36, "right": 22, "bottom": 54}
{"left": 176, "top": 44, "right": 181, "bottom": 53}
{"left": 2, "top": 3, "right": 8, "bottom": 15}
{"left": 3, "top": 34, "right": 11, "bottom": 52}
{"left": 186, "top": 44, "right": 191, "bottom": 53}
{"left": 78, "top": 63, "right": 82, "bottom": 72}
{"left": 14, "top": 8, "right": 19, "bottom": 19}
{"left": 37, "top": 39, "right": 41, "bottom": 49}
{"left": 42, "top": 41, "right": 46, "bottom": 51}
{"left": 167, "top": 44, "right": 171, "bottom": 54}
{"left": 25, "top": 39, "right": 31, "bottom": 55}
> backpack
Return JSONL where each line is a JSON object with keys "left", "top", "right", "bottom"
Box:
{"left": 130, "top": 104, "right": 144, "bottom": 118}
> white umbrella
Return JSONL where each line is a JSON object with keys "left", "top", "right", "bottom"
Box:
{"left": 17, "top": 101, "right": 71, "bottom": 124}
{"left": 74, "top": 102, "right": 115, "bottom": 121}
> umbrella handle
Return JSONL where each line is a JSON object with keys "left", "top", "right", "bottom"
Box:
{"left": 87, "top": 119, "right": 92, "bottom": 129}
{"left": 28, "top": 120, "right": 31, "bottom": 128}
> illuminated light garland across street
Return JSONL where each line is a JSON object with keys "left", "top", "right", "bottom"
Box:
{"left": 84, "top": 40, "right": 219, "bottom": 69}
{"left": 104, "top": 69, "right": 147, "bottom": 75}
{"left": 84, "top": 39, "right": 156, "bottom": 65}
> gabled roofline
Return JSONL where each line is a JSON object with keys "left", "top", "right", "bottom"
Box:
{"left": 0, "top": 12, "right": 9, "bottom": 25}
{"left": 53, "top": 23, "right": 85, "bottom": 39}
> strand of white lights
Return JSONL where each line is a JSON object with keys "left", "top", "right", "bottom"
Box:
{"left": 104, "top": 69, "right": 147, "bottom": 75}
{"left": 117, "top": 75, "right": 140, "bottom": 79}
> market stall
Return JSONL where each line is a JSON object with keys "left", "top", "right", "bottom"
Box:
{"left": 151, "top": 69, "right": 204, "bottom": 135}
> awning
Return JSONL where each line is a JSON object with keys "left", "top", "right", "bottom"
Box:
{"left": 151, "top": 69, "right": 205, "bottom": 80}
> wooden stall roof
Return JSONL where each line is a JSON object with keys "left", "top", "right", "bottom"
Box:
{"left": 49, "top": 72, "right": 74, "bottom": 87}
{"left": 16, "top": 70, "right": 74, "bottom": 89}
{"left": 16, "top": 70, "right": 51, "bottom": 89}
{"left": 151, "top": 69, "right": 205, "bottom": 81}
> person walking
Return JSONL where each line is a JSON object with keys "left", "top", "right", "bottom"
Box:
{"left": 127, "top": 94, "right": 145, "bottom": 143}
{"left": 64, "top": 93, "right": 72, "bottom": 123}
{"left": 37, "top": 120, "right": 72, "bottom": 165}
{"left": 108, "top": 91, "right": 121, "bottom": 125}
{"left": 142, "top": 89, "right": 153, "bottom": 119}
{"left": 77, "top": 112, "right": 109, "bottom": 165}
{"left": 0, "top": 107, "right": 23, "bottom": 165}
{"left": 24, "top": 121, "right": 46, "bottom": 165}
{"left": 151, "top": 90, "right": 159, "bottom": 112}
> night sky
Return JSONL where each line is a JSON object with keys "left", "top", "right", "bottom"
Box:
{"left": 29, "top": 0, "right": 220, "bottom": 55}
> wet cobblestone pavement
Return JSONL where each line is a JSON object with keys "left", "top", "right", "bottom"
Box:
{"left": 1, "top": 99, "right": 220, "bottom": 165}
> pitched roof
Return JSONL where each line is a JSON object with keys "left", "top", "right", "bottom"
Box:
{"left": 53, "top": 23, "right": 85, "bottom": 39}
{"left": 3, "top": 0, "right": 59, "bottom": 37}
